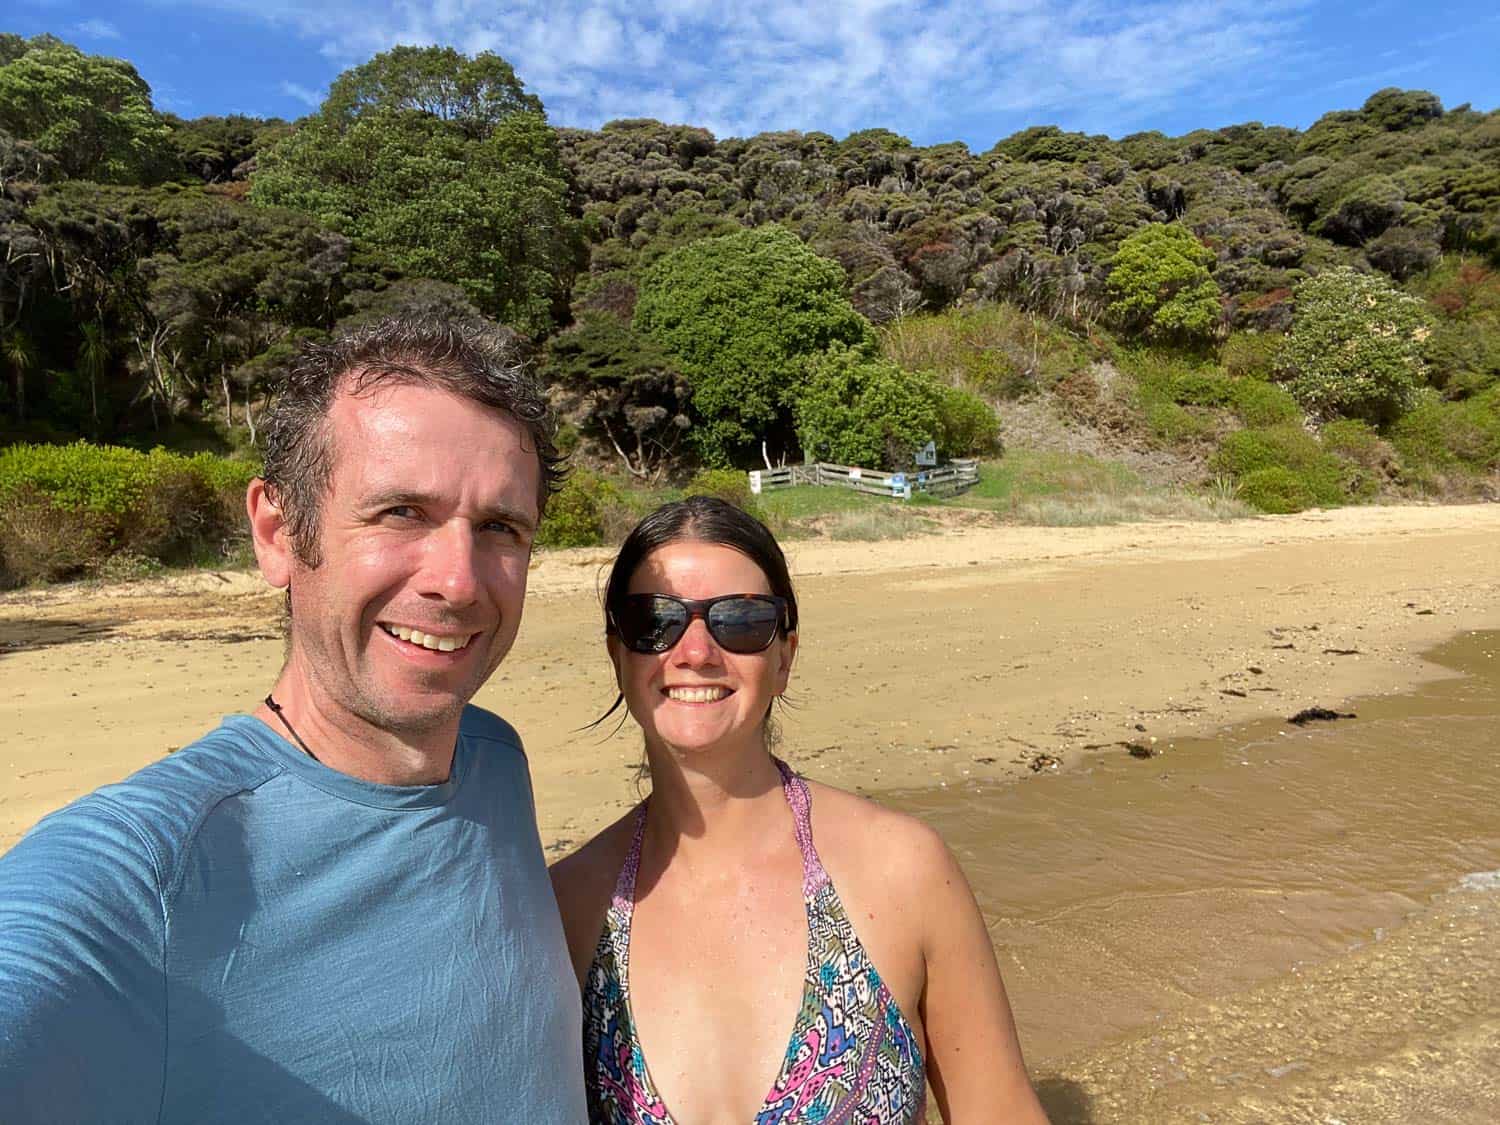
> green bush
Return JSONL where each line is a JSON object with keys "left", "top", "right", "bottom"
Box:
{"left": 534, "top": 470, "right": 620, "bottom": 548}
{"left": 1238, "top": 466, "right": 1315, "bottom": 513}
{"left": 1318, "top": 419, "right": 1387, "bottom": 499}
{"left": 1106, "top": 224, "right": 1222, "bottom": 344}
{"left": 793, "top": 344, "right": 942, "bottom": 470}
{"left": 1277, "top": 266, "right": 1430, "bottom": 422}
{"left": 0, "top": 442, "right": 257, "bottom": 586}
{"left": 1230, "top": 378, "right": 1302, "bottom": 426}
{"left": 933, "top": 383, "right": 1002, "bottom": 456}
{"left": 1391, "top": 387, "right": 1500, "bottom": 472}
{"left": 1211, "top": 425, "right": 1349, "bottom": 507}
{"left": 1221, "top": 331, "right": 1281, "bottom": 380}
{"left": 1169, "top": 369, "right": 1235, "bottom": 407}
{"left": 1146, "top": 400, "right": 1216, "bottom": 443}
{"left": 634, "top": 226, "right": 873, "bottom": 464}
{"left": 684, "top": 468, "right": 763, "bottom": 518}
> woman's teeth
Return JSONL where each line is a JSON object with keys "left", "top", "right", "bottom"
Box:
{"left": 381, "top": 624, "right": 472, "bottom": 652}
{"left": 666, "top": 686, "right": 730, "bottom": 703}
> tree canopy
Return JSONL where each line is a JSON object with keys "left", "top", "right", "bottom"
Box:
{"left": 250, "top": 46, "right": 578, "bottom": 336}
{"left": 633, "top": 225, "right": 874, "bottom": 463}
{"left": 0, "top": 34, "right": 172, "bottom": 184}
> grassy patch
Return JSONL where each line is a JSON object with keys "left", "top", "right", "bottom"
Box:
{"left": 879, "top": 303, "right": 1096, "bottom": 398}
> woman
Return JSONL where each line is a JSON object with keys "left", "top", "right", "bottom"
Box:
{"left": 550, "top": 497, "right": 1047, "bottom": 1123}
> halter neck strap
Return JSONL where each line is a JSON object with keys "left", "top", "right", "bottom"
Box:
{"left": 609, "top": 757, "right": 830, "bottom": 920}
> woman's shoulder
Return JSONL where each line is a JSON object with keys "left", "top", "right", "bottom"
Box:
{"left": 549, "top": 806, "right": 638, "bottom": 904}
{"left": 798, "top": 776, "right": 958, "bottom": 889}
{"left": 548, "top": 806, "right": 641, "bottom": 982}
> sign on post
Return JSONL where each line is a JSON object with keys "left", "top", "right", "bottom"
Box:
{"left": 914, "top": 441, "right": 937, "bottom": 467}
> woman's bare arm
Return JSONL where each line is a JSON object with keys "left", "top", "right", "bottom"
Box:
{"left": 912, "top": 827, "right": 1049, "bottom": 1123}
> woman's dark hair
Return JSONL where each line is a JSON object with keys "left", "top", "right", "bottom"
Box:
{"left": 603, "top": 495, "right": 799, "bottom": 640}
{"left": 593, "top": 496, "right": 799, "bottom": 737}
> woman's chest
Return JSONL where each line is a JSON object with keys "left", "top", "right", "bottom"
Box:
{"left": 628, "top": 871, "right": 811, "bottom": 1121}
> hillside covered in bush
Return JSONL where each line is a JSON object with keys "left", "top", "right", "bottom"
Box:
{"left": 1, "top": 32, "right": 1498, "bottom": 584}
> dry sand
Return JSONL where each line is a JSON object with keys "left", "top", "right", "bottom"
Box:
{"left": 3, "top": 502, "right": 1499, "bottom": 854}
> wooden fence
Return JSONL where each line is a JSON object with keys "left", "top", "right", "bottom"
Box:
{"left": 748, "top": 460, "right": 979, "bottom": 500}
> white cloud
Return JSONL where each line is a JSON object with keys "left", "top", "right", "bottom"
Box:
{"left": 163, "top": 0, "right": 1320, "bottom": 143}
{"left": 72, "top": 18, "right": 123, "bottom": 40}
{"left": 279, "top": 80, "right": 324, "bottom": 108}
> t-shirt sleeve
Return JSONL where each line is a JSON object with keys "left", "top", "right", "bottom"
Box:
{"left": 0, "top": 797, "right": 167, "bottom": 1122}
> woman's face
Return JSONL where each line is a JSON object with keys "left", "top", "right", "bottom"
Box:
{"left": 611, "top": 540, "right": 796, "bottom": 759}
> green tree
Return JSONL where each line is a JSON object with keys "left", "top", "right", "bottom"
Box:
{"left": 793, "top": 344, "right": 941, "bottom": 469}
{"left": 1105, "top": 224, "right": 1222, "bottom": 343}
{"left": 2, "top": 326, "right": 36, "bottom": 422}
{"left": 544, "top": 312, "right": 692, "bottom": 479}
{"left": 250, "top": 47, "right": 576, "bottom": 336}
{"left": 1277, "top": 266, "right": 1431, "bottom": 422}
{"left": 634, "top": 226, "right": 874, "bottom": 464}
{"left": 0, "top": 35, "right": 172, "bottom": 183}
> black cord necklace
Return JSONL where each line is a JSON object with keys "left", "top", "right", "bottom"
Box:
{"left": 263, "top": 694, "right": 321, "bottom": 763}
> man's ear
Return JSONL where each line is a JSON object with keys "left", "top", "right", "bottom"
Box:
{"left": 246, "top": 478, "right": 292, "bottom": 590}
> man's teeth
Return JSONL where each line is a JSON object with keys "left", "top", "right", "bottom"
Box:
{"left": 381, "top": 624, "right": 472, "bottom": 652}
{"left": 667, "top": 686, "right": 730, "bottom": 703}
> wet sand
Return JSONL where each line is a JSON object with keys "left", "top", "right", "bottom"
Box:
{"left": 2, "top": 502, "right": 1499, "bottom": 1118}
{"left": 897, "top": 629, "right": 1500, "bottom": 1122}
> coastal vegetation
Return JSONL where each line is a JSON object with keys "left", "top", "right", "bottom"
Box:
{"left": 1, "top": 32, "right": 1498, "bottom": 585}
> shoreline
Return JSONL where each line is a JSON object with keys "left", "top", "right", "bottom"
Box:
{"left": 2, "top": 502, "right": 1498, "bottom": 853}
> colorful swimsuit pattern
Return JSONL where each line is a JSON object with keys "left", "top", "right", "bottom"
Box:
{"left": 581, "top": 761, "right": 926, "bottom": 1124}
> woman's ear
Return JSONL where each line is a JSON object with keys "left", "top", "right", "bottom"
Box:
{"left": 776, "top": 631, "right": 798, "bottom": 695}
{"left": 606, "top": 635, "right": 626, "bottom": 692}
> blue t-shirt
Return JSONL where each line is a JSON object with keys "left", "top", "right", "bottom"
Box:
{"left": 0, "top": 708, "right": 587, "bottom": 1123}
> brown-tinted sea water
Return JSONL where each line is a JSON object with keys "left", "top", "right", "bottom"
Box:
{"left": 891, "top": 630, "right": 1500, "bottom": 1123}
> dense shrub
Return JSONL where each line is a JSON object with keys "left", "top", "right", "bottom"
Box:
{"left": 1277, "top": 266, "right": 1430, "bottom": 422}
{"left": 1230, "top": 378, "right": 1303, "bottom": 426}
{"left": 634, "top": 226, "right": 873, "bottom": 464}
{"left": 1106, "top": 224, "right": 1222, "bottom": 344}
{"left": 1390, "top": 387, "right": 1500, "bottom": 473}
{"left": 0, "top": 443, "right": 257, "bottom": 586}
{"left": 793, "top": 344, "right": 942, "bottom": 470}
{"left": 683, "top": 468, "right": 763, "bottom": 518}
{"left": 1146, "top": 401, "right": 1217, "bottom": 444}
{"left": 1237, "top": 466, "right": 1314, "bottom": 513}
{"left": 534, "top": 469, "right": 620, "bottom": 548}
{"left": 1211, "top": 425, "right": 1349, "bottom": 507}
{"left": 879, "top": 303, "right": 1092, "bottom": 399}
{"left": 933, "top": 383, "right": 1002, "bottom": 456}
{"left": 1169, "top": 370, "right": 1235, "bottom": 407}
{"left": 1220, "top": 331, "right": 1280, "bottom": 379}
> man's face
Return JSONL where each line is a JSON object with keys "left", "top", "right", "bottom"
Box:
{"left": 283, "top": 381, "right": 541, "bottom": 737}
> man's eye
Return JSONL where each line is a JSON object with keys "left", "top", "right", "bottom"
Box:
{"left": 384, "top": 506, "right": 418, "bottom": 520}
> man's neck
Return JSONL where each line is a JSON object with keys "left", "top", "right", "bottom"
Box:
{"left": 256, "top": 666, "right": 459, "bottom": 786}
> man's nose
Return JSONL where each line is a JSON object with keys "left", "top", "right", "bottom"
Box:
{"left": 418, "top": 521, "right": 481, "bottom": 605}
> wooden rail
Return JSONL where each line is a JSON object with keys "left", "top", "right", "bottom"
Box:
{"left": 748, "top": 460, "right": 979, "bottom": 500}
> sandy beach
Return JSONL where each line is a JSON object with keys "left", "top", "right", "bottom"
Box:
{"left": 4, "top": 501, "right": 1500, "bottom": 1120}
{"left": 4, "top": 502, "right": 1498, "bottom": 854}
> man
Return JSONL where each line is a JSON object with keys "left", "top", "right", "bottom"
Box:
{"left": 0, "top": 319, "right": 588, "bottom": 1122}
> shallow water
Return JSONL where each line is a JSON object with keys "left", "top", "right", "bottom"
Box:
{"left": 888, "top": 630, "right": 1500, "bottom": 1081}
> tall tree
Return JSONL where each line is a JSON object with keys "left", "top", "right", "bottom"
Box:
{"left": 0, "top": 35, "right": 172, "bottom": 183}
{"left": 251, "top": 47, "right": 578, "bottom": 336}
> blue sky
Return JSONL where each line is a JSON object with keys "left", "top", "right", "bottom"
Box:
{"left": 8, "top": 0, "right": 1499, "bottom": 147}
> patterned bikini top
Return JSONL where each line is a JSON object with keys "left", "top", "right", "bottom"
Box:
{"left": 581, "top": 760, "right": 926, "bottom": 1125}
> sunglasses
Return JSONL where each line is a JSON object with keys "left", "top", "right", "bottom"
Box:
{"left": 609, "top": 593, "right": 790, "bottom": 655}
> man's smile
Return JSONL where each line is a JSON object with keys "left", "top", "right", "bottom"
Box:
{"left": 377, "top": 623, "right": 481, "bottom": 653}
